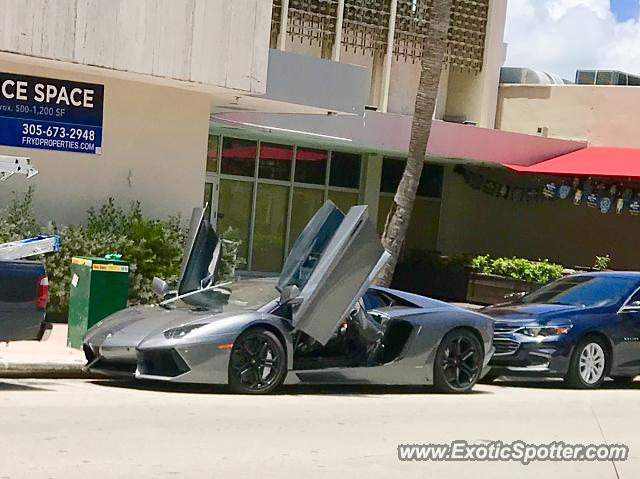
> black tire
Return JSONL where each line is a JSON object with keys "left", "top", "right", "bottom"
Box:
{"left": 564, "top": 336, "right": 608, "bottom": 389}
{"left": 228, "top": 328, "right": 287, "bottom": 394}
{"left": 433, "top": 329, "right": 483, "bottom": 394}
{"left": 611, "top": 375, "right": 636, "bottom": 385}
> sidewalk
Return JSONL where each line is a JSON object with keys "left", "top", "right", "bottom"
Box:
{"left": 0, "top": 324, "right": 88, "bottom": 378}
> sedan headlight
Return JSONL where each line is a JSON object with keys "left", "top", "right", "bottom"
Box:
{"left": 520, "top": 325, "right": 572, "bottom": 337}
{"left": 163, "top": 323, "right": 207, "bottom": 339}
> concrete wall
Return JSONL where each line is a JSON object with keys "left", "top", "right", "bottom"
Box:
{"left": 0, "top": 0, "right": 272, "bottom": 94}
{"left": 497, "top": 84, "right": 640, "bottom": 147}
{"left": 0, "top": 58, "right": 210, "bottom": 225}
{"left": 437, "top": 166, "right": 640, "bottom": 270}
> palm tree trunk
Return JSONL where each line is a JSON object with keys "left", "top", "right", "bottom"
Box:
{"left": 375, "top": 0, "right": 452, "bottom": 287}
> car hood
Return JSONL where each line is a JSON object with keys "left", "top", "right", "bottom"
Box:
{"left": 482, "top": 303, "right": 582, "bottom": 325}
{"left": 83, "top": 305, "right": 215, "bottom": 349}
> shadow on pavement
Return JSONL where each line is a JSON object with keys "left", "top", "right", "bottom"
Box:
{"left": 0, "top": 380, "right": 52, "bottom": 392}
{"left": 91, "top": 379, "right": 492, "bottom": 396}
{"left": 490, "top": 378, "right": 640, "bottom": 390}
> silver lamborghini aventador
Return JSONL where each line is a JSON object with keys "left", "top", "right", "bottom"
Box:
{"left": 83, "top": 202, "right": 494, "bottom": 394}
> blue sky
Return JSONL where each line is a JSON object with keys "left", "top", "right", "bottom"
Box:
{"left": 611, "top": 0, "right": 639, "bottom": 21}
{"left": 505, "top": 0, "right": 640, "bottom": 78}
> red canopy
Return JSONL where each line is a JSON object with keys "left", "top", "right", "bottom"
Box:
{"left": 506, "top": 147, "right": 640, "bottom": 179}
{"left": 220, "top": 145, "right": 327, "bottom": 162}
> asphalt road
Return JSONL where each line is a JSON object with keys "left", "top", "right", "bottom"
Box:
{"left": 1, "top": 379, "right": 639, "bottom": 479}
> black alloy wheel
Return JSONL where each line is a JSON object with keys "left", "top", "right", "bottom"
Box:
{"left": 433, "top": 330, "right": 483, "bottom": 393}
{"left": 228, "top": 328, "right": 287, "bottom": 394}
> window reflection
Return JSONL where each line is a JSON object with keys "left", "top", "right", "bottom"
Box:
{"left": 294, "top": 148, "right": 327, "bottom": 185}
{"left": 221, "top": 138, "right": 257, "bottom": 177}
{"left": 206, "top": 136, "right": 219, "bottom": 173}
{"left": 258, "top": 143, "right": 293, "bottom": 181}
{"left": 330, "top": 152, "right": 361, "bottom": 188}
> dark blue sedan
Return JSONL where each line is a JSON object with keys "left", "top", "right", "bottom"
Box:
{"left": 483, "top": 272, "right": 640, "bottom": 388}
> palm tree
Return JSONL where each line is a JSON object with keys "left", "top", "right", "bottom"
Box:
{"left": 375, "top": 0, "right": 452, "bottom": 287}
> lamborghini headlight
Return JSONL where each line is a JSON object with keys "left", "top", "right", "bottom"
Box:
{"left": 163, "top": 323, "right": 206, "bottom": 339}
{"left": 520, "top": 325, "right": 572, "bottom": 338}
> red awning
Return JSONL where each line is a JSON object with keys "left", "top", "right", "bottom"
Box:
{"left": 506, "top": 147, "right": 640, "bottom": 179}
{"left": 220, "top": 145, "right": 327, "bottom": 162}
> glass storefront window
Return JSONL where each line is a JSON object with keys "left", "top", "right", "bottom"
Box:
{"left": 258, "top": 143, "right": 293, "bottom": 181}
{"left": 294, "top": 148, "right": 328, "bottom": 185}
{"left": 221, "top": 138, "right": 257, "bottom": 178}
{"left": 381, "top": 157, "right": 443, "bottom": 198}
{"left": 206, "top": 135, "right": 219, "bottom": 173}
{"left": 217, "top": 179, "right": 253, "bottom": 268}
{"left": 330, "top": 152, "right": 361, "bottom": 189}
{"left": 289, "top": 187, "right": 325, "bottom": 251}
{"left": 328, "top": 190, "right": 359, "bottom": 213}
{"left": 252, "top": 183, "right": 289, "bottom": 272}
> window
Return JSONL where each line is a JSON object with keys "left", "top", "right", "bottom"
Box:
{"left": 206, "top": 135, "right": 219, "bottom": 173}
{"left": 295, "top": 148, "right": 328, "bottom": 185}
{"left": 258, "top": 143, "right": 293, "bottom": 181}
{"left": 252, "top": 183, "right": 289, "bottom": 272}
{"left": 381, "top": 157, "right": 443, "bottom": 198}
{"left": 330, "top": 152, "right": 361, "bottom": 189}
{"left": 221, "top": 138, "right": 257, "bottom": 178}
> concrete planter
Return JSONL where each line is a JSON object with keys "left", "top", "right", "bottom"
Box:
{"left": 466, "top": 272, "right": 540, "bottom": 306}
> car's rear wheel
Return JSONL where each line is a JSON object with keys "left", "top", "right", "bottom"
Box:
{"left": 565, "top": 336, "right": 608, "bottom": 389}
{"left": 228, "top": 328, "right": 287, "bottom": 394}
{"left": 433, "top": 329, "right": 483, "bottom": 393}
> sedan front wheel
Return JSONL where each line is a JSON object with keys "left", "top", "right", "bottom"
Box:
{"left": 565, "top": 337, "right": 608, "bottom": 389}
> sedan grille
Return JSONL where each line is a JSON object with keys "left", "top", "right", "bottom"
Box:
{"left": 494, "top": 324, "right": 523, "bottom": 334}
{"left": 138, "top": 349, "right": 190, "bottom": 377}
{"left": 493, "top": 338, "right": 520, "bottom": 356}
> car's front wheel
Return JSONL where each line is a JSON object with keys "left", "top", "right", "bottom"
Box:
{"left": 565, "top": 336, "right": 608, "bottom": 389}
{"left": 433, "top": 329, "right": 483, "bottom": 393}
{"left": 228, "top": 328, "right": 287, "bottom": 394}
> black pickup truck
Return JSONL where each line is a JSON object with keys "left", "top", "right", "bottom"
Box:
{"left": 0, "top": 260, "right": 50, "bottom": 342}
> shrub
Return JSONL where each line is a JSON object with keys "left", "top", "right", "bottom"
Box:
{"left": 1, "top": 190, "right": 242, "bottom": 313}
{"left": 594, "top": 254, "right": 611, "bottom": 270}
{"left": 470, "top": 255, "right": 563, "bottom": 284}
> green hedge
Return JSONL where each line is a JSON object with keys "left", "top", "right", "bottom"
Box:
{"left": 0, "top": 189, "right": 241, "bottom": 313}
{"left": 470, "top": 255, "right": 563, "bottom": 284}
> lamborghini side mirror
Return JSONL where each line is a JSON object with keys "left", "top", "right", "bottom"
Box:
{"left": 152, "top": 277, "right": 171, "bottom": 299}
{"left": 280, "top": 285, "right": 303, "bottom": 306}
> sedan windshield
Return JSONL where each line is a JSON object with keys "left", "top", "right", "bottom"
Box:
{"left": 521, "top": 276, "right": 638, "bottom": 308}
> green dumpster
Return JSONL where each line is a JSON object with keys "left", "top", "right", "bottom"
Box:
{"left": 67, "top": 256, "right": 129, "bottom": 348}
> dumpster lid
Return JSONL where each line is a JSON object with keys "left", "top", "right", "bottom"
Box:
{"left": 177, "top": 207, "right": 221, "bottom": 299}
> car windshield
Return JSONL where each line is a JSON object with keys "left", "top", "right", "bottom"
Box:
{"left": 172, "top": 277, "right": 278, "bottom": 312}
{"left": 521, "top": 276, "right": 638, "bottom": 308}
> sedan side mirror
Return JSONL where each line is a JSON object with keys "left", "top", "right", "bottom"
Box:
{"left": 280, "top": 285, "right": 303, "bottom": 306}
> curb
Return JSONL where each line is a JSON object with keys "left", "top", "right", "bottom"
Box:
{"left": 0, "top": 361, "right": 103, "bottom": 379}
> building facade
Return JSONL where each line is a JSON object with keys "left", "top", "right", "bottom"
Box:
{"left": 2, "top": 0, "right": 595, "bottom": 276}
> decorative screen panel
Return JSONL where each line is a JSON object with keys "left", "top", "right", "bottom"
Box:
{"left": 342, "top": 0, "right": 391, "bottom": 54}
{"left": 271, "top": 0, "right": 490, "bottom": 71}
{"left": 287, "top": 0, "right": 339, "bottom": 47}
